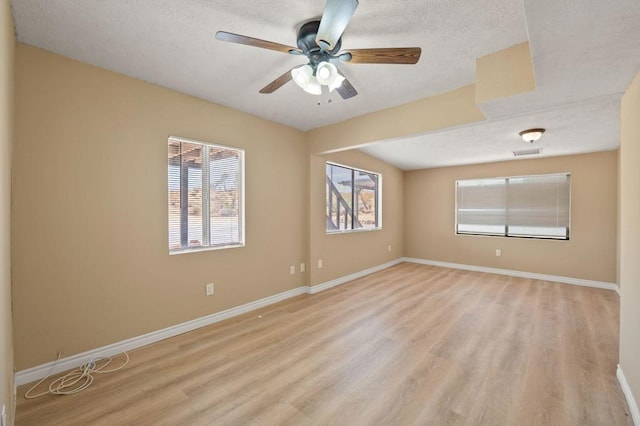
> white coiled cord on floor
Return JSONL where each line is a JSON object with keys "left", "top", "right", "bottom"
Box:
{"left": 25, "top": 351, "right": 129, "bottom": 398}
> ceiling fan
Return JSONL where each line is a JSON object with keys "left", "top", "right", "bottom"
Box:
{"left": 215, "top": 0, "right": 421, "bottom": 99}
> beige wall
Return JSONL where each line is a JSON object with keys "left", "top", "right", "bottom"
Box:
{"left": 404, "top": 151, "right": 618, "bottom": 282}
{"left": 12, "top": 44, "right": 406, "bottom": 373}
{"left": 619, "top": 69, "right": 640, "bottom": 413}
{"left": 0, "top": 0, "right": 14, "bottom": 421}
{"left": 306, "top": 85, "right": 485, "bottom": 154}
{"left": 475, "top": 42, "right": 535, "bottom": 104}
{"left": 306, "top": 43, "right": 544, "bottom": 156}
{"left": 12, "top": 44, "right": 308, "bottom": 370}
{"left": 309, "top": 150, "right": 403, "bottom": 285}
{"left": 7, "top": 37, "right": 628, "bottom": 405}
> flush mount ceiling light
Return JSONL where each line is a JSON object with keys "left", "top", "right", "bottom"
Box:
{"left": 519, "top": 128, "right": 546, "bottom": 143}
{"left": 291, "top": 61, "right": 345, "bottom": 95}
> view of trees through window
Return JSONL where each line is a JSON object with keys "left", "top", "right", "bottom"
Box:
{"left": 326, "top": 163, "right": 380, "bottom": 232}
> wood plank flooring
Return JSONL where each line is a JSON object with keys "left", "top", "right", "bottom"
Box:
{"left": 15, "top": 263, "right": 633, "bottom": 425}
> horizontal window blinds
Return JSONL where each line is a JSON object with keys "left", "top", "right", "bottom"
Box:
{"left": 168, "top": 137, "right": 244, "bottom": 252}
{"left": 506, "top": 174, "right": 570, "bottom": 238}
{"left": 208, "top": 146, "right": 241, "bottom": 246}
{"left": 456, "top": 173, "right": 570, "bottom": 239}
{"left": 456, "top": 178, "right": 507, "bottom": 235}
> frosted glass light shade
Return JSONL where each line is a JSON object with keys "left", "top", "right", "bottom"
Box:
{"left": 519, "top": 128, "right": 546, "bottom": 143}
{"left": 316, "top": 61, "right": 344, "bottom": 92}
{"left": 291, "top": 65, "right": 321, "bottom": 95}
{"left": 328, "top": 73, "right": 345, "bottom": 92}
{"left": 303, "top": 77, "right": 322, "bottom": 95}
{"left": 292, "top": 65, "right": 313, "bottom": 87}
{"left": 316, "top": 62, "right": 337, "bottom": 84}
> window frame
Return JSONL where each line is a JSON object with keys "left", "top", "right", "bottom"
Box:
{"left": 168, "top": 136, "right": 245, "bottom": 255}
{"left": 454, "top": 172, "right": 571, "bottom": 241}
{"left": 326, "top": 161, "right": 382, "bottom": 234}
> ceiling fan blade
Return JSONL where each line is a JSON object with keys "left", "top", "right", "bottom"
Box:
{"left": 336, "top": 75, "right": 358, "bottom": 99}
{"left": 316, "top": 0, "right": 359, "bottom": 51}
{"left": 259, "top": 67, "right": 298, "bottom": 94}
{"left": 343, "top": 47, "right": 422, "bottom": 64}
{"left": 216, "top": 31, "right": 302, "bottom": 55}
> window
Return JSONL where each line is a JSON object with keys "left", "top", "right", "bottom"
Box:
{"left": 326, "top": 162, "right": 381, "bottom": 232}
{"left": 168, "top": 137, "right": 244, "bottom": 253}
{"left": 456, "top": 173, "right": 570, "bottom": 240}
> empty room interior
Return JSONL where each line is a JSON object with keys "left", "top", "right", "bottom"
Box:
{"left": 1, "top": 0, "right": 640, "bottom": 425}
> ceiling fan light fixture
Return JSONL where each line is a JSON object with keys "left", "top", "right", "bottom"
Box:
{"left": 291, "top": 65, "right": 321, "bottom": 95}
{"left": 291, "top": 65, "right": 313, "bottom": 86}
{"left": 292, "top": 62, "right": 342, "bottom": 95}
{"left": 316, "top": 61, "right": 338, "bottom": 85}
{"left": 328, "top": 73, "right": 345, "bottom": 92}
{"left": 519, "top": 128, "right": 546, "bottom": 143}
{"left": 303, "top": 77, "right": 322, "bottom": 95}
{"left": 216, "top": 0, "right": 421, "bottom": 99}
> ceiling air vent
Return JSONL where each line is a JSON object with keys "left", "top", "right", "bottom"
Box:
{"left": 513, "top": 147, "right": 543, "bottom": 157}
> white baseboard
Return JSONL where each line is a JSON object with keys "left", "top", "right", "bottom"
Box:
{"left": 402, "top": 257, "right": 619, "bottom": 292}
{"left": 15, "top": 285, "right": 308, "bottom": 386}
{"left": 307, "top": 258, "right": 404, "bottom": 294}
{"left": 16, "top": 258, "right": 404, "bottom": 386}
{"left": 18, "top": 256, "right": 612, "bottom": 387}
{"left": 618, "top": 365, "right": 640, "bottom": 425}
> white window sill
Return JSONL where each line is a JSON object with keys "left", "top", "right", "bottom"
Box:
{"left": 327, "top": 227, "right": 382, "bottom": 235}
{"left": 169, "top": 243, "right": 245, "bottom": 255}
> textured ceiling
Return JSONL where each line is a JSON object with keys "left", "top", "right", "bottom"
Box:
{"left": 360, "top": 95, "right": 621, "bottom": 170}
{"left": 10, "top": 0, "right": 640, "bottom": 169}
{"left": 11, "top": 0, "right": 527, "bottom": 131}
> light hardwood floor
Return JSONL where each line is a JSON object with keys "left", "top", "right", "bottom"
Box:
{"left": 16, "top": 263, "right": 633, "bottom": 425}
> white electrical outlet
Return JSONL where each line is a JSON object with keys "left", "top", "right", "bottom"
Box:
{"left": 300, "top": 263, "right": 306, "bottom": 273}
{"left": 206, "top": 283, "right": 214, "bottom": 296}
{"left": 388, "top": 245, "right": 392, "bottom": 252}
{"left": 495, "top": 249, "right": 502, "bottom": 257}
{"left": 290, "top": 265, "right": 295, "bottom": 275}
{"left": 318, "top": 259, "right": 323, "bottom": 269}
